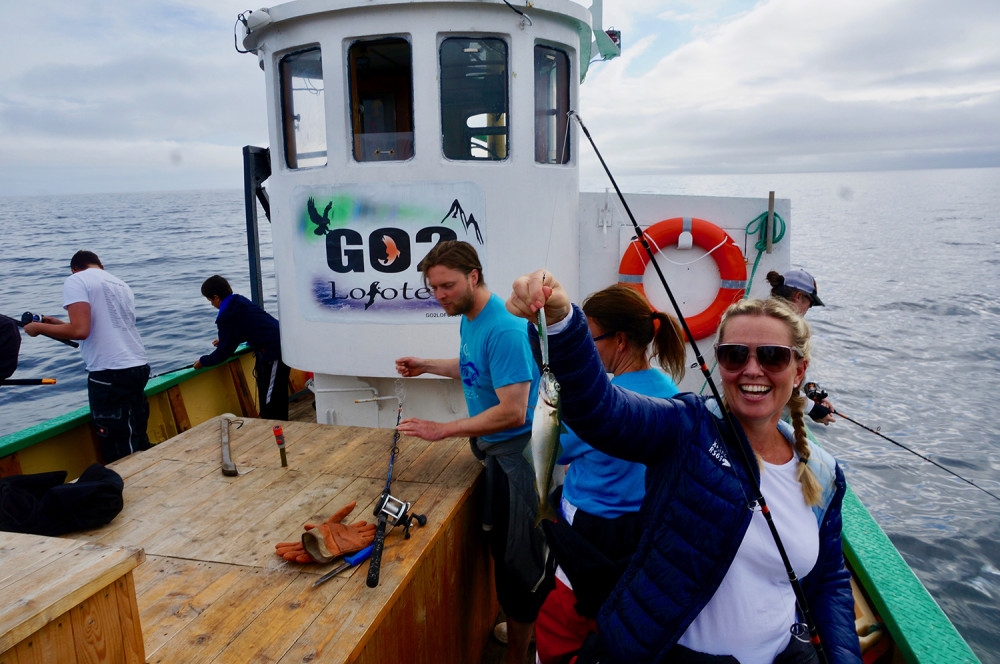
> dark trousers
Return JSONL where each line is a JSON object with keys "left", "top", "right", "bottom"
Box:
{"left": 255, "top": 353, "right": 291, "bottom": 420}
{"left": 542, "top": 486, "right": 640, "bottom": 619}
{"left": 88, "top": 364, "right": 151, "bottom": 464}
{"left": 486, "top": 456, "right": 552, "bottom": 623}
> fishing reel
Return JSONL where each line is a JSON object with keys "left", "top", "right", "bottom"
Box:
{"left": 802, "top": 381, "right": 827, "bottom": 403}
{"left": 373, "top": 492, "right": 427, "bottom": 539}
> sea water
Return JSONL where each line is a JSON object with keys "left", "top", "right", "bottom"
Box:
{"left": 2, "top": 168, "right": 999, "bottom": 662}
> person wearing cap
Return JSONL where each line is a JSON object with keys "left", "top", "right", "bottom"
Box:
{"left": 23, "top": 250, "right": 151, "bottom": 462}
{"left": 767, "top": 269, "right": 835, "bottom": 425}
{"left": 768, "top": 268, "right": 825, "bottom": 315}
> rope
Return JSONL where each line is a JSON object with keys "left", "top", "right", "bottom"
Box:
{"left": 743, "top": 211, "right": 786, "bottom": 300}
{"left": 631, "top": 232, "right": 730, "bottom": 267}
{"left": 698, "top": 211, "right": 786, "bottom": 394}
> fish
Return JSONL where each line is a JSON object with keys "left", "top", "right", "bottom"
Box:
{"left": 530, "top": 309, "right": 563, "bottom": 524}
{"left": 379, "top": 235, "right": 401, "bottom": 266}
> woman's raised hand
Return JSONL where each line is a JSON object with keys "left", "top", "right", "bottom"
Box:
{"left": 506, "top": 269, "right": 571, "bottom": 324}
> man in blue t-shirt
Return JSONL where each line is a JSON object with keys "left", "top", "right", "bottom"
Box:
{"left": 396, "top": 240, "right": 545, "bottom": 664}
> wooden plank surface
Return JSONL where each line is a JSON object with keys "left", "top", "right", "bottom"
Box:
{"left": 0, "top": 533, "right": 144, "bottom": 654}
{"left": 67, "top": 415, "right": 492, "bottom": 663}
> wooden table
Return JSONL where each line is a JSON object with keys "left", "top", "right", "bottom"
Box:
{"left": 0, "top": 532, "right": 145, "bottom": 663}
{"left": 38, "top": 416, "right": 493, "bottom": 663}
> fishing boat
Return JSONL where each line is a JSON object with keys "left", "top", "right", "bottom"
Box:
{"left": 0, "top": 0, "right": 982, "bottom": 661}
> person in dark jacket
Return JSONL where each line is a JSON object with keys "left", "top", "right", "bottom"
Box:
{"left": 535, "top": 284, "right": 686, "bottom": 664}
{"left": 507, "top": 270, "right": 861, "bottom": 664}
{"left": 193, "top": 275, "right": 290, "bottom": 420}
{"left": 0, "top": 316, "right": 20, "bottom": 382}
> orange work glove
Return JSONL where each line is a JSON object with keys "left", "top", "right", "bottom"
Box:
{"left": 274, "top": 501, "right": 370, "bottom": 564}
{"left": 301, "top": 500, "right": 377, "bottom": 564}
{"left": 274, "top": 537, "right": 315, "bottom": 564}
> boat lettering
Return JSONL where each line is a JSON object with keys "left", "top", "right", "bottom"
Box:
{"left": 324, "top": 226, "right": 458, "bottom": 274}
{"left": 328, "top": 280, "right": 433, "bottom": 310}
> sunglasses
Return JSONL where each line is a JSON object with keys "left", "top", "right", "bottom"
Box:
{"left": 714, "top": 343, "right": 802, "bottom": 372}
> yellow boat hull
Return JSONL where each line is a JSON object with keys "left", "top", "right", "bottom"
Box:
{"left": 0, "top": 351, "right": 311, "bottom": 481}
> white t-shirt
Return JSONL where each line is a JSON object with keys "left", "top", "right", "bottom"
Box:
{"left": 63, "top": 267, "right": 146, "bottom": 372}
{"left": 677, "top": 455, "right": 819, "bottom": 664}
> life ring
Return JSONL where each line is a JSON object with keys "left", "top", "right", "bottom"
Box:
{"left": 617, "top": 217, "right": 747, "bottom": 340}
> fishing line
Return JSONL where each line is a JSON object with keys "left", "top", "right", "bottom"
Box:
{"left": 569, "top": 110, "right": 828, "bottom": 663}
{"left": 539, "top": 113, "right": 576, "bottom": 270}
{"left": 804, "top": 384, "right": 1000, "bottom": 504}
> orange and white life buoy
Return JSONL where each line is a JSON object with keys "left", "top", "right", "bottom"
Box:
{"left": 618, "top": 217, "right": 747, "bottom": 340}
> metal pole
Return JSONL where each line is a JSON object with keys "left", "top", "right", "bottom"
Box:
{"left": 766, "top": 191, "right": 775, "bottom": 254}
{"left": 242, "top": 146, "right": 270, "bottom": 308}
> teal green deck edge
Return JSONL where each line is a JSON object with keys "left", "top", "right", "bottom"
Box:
{"left": 841, "top": 486, "right": 981, "bottom": 663}
{"left": 0, "top": 349, "right": 250, "bottom": 459}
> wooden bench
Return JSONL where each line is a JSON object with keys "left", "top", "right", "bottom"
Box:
{"left": 0, "top": 532, "right": 145, "bottom": 663}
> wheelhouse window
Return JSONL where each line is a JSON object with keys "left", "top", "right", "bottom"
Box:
{"left": 279, "top": 47, "right": 327, "bottom": 169}
{"left": 440, "top": 37, "right": 508, "bottom": 161}
{"left": 349, "top": 38, "right": 414, "bottom": 162}
{"left": 534, "top": 45, "right": 570, "bottom": 164}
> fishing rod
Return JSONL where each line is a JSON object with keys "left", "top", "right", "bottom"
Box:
{"left": 570, "top": 111, "right": 828, "bottom": 663}
{"left": 3, "top": 313, "right": 80, "bottom": 348}
{"left": 0, "top": 378, "right": 57, "bottom": 386}
{"left": 151, "top": 363, "right": 195, "bottom": 379}
{"left": 804, "top": 383, "right": 1000, "bottom": 504}
{"left": 359, "top": 393, "right": 426, "bottom": 588}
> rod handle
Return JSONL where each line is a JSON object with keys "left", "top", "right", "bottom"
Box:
{"left": 366, "top": 517, "right": 387, "bottom": 587}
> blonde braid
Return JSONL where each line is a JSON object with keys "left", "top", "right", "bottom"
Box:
{"left": 789, "top": 387, "right": 822, "bottom": 505}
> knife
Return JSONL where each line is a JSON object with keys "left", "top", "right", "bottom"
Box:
{"left": 311, "top": 544, "right": 374, "bottom": 588}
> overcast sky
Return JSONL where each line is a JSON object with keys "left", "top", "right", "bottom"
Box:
{"left": 2, "top": 0, "right": 997, "bottom": 196}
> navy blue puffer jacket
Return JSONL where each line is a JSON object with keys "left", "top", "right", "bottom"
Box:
{"left": 537, "top": 306, "right": 861, "bottom": 664}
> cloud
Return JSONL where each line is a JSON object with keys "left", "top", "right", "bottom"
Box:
{"left": 1, "top": 1, "right": 267, "bottom": 195}
{"left": 1, "top": 0, "right": 998, "bottom": 195}
{"left": 580, "top": 0, "right": 1000, "bottom": 174}
{"left": 3, "top": 55, "right": 262, "bottom": 142}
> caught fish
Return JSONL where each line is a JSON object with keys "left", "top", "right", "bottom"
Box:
{"left": 530, "top": 309, "right": 562, "bottom": 524}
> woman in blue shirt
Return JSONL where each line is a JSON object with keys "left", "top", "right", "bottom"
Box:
{"left": 535, "top": 284, "right": 686, "bottom": 664}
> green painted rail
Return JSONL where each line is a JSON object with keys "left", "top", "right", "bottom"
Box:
{"left": 0, "top": 349, "right": 250, "bottom": 460}
{"left": 841, "top": 486, "right": 981, "bottom": 663}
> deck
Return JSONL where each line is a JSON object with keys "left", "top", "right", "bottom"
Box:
{"left": 25, "top": 414, "right": 501, "bottom": 663}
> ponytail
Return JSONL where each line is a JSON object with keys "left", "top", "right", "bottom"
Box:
{"left": 650, "top": 311, "right": 686, "bottom": 382}
{"left": 583, "top": 284, "right": 687, "bottom": 382}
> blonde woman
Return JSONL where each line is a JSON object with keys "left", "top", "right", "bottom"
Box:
{"left": 507, "top": 271, "right": 860, "bottom": 664}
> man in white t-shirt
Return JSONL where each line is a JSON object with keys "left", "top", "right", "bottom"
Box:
{"left": 24, "top": 251, "right": 151, "bottom": 463}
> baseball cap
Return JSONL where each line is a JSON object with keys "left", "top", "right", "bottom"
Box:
{"left": 783, "top": 269, "right": 824, "bottom": 306}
